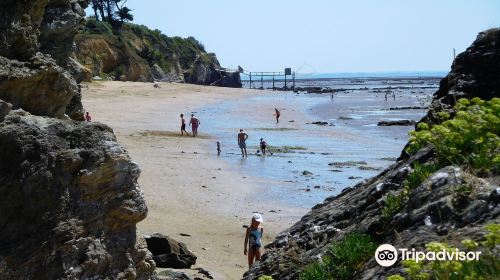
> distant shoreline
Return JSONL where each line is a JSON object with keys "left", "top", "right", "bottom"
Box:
{"left": 241, "top": 73, "right": 446, "bottom": 81}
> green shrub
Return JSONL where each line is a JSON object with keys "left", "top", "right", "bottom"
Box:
{"left": 257, "top": 276, "right": 274, "bottom": 280}
{"left": 300, "top": 233, "right": 377, "bottom": 280}
{"left": 388, "top": 224, "right": 500, "bottom": 280}
{"left": 407, "top": 97, "right": 500, "bottom": 174}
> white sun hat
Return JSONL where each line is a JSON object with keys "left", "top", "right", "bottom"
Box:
{"left": 252, "top": 213, "right": 263, "bottom": 223}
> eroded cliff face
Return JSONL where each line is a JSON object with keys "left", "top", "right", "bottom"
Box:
{"left": 0, "top": 0, "right": 87, "bottom": 120}
{"left": 74, "top": 21, "right": 242, "bottom": 87}
{"left": 0, "top": 1, "right": 155, "bottom": 279}
{"left": 244, "top": 29, "right": 500, "bottom": 280}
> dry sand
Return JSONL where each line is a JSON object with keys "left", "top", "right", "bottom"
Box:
{"left": 82, "top": 81, "right": 307, "bottom": 279}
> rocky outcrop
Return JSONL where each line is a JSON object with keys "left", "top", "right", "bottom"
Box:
{"left": 0, "top": 111, "right": 155, "bottom": 279}
{"left": 0, "top": 0, "right": 155, "bottom": 279}
{"left": 0, "top": 0, "right": 86, "bottom": 120}
{"left": 244, "top": 29, "right": 500, "bottom": 280}
{"left": 74, "top": 20, "right": 242, "bottom": 87}
{"left": 144, "top": 233, "right": 197, "bottom": 269}
{"left": 377, "top": 119, "right": 416, "bottom": 126}
{"left": 0, "top": 54, "right": 78, "bottom": 118}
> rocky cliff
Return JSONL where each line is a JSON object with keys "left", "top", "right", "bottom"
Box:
{"left": 0, "top": 1, "right": 155, "bottom": 279}
{"left": 244, "top": 29, "right": 500, "bottom": 280}
{"left": 74, "top": 19, "right": 242, "bottom": 87}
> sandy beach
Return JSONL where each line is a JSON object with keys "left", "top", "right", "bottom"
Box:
{"left": 82, "top": 80, "right": 432, "bottom": 279}
{"left": 82, "top": 81, "right": 307, "bottom": 279}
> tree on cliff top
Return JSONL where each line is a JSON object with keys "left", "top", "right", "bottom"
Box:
{"left": 91, "top": 0, "right": 133, "bottom": 27}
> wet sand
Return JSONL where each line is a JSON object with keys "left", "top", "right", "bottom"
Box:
{"left": 82, "top": 81, "right": 306, "bottom": 279}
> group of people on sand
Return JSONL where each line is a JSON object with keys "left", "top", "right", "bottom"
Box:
{"left": 180, "top": 113, "right": 200, "bottom": 137}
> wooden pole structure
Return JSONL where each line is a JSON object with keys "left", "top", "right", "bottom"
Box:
{"left": 249, "top": 73, "right": 252, "bottom": 89}
{"left": 292, "top": 72, "right": 296, "bottom": 92}
{"left": 272, "top": 75, "right": 275, "bottom": 91}
{"left": 284, "top": 74, "right": 287, "bottom": 91}
{"left": 261, "top": 74, "right": 263, "bottom": 89}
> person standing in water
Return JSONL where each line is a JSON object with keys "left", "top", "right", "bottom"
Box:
{"left": 180, "top": 114, "right": 190, "bottom": 136}
{"left": 244, "top": 213, "right": 264, "bottom": 269}
{"left": 274, "top": 108, "right": 280, "bottom": 124}
{"left": 217, "top": 141, "right": 221, "bottom": 156}
{"left": 189, "top": 114, "right": 200, "bottom": 137}
{"left": 238, "top": 129, "right": 248, "bottom": 157}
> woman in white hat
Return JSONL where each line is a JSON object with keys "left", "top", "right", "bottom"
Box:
{"left": 244, "top": 213, "right": 264, "bottom": 268}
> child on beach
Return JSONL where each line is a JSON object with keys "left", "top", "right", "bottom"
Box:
{"left": 274, "top": 108, "right": 280, "bottom": 124}
{"left": 180, "top": 114, "right": 190, "bottom": 136}
{"left": 85, "top": 112, "right": 91, "bottom": 122}
{"left": 244, "top": 213, "right": 264, "bottom": 269}
{"left": 260, "top": 138, "right": 267, "bottom": 155}
{"left": 217, "top": 141, "right": 221, "bottom": 155}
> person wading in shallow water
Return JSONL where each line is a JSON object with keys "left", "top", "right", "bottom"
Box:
{"left": 189, "top": 114, "right": 200, "bottom": 137}
{"left": 238, "top": 129, "right": 248, "bottom": 157}
{"left": 274, "top": 108, "right": 280, "bottom": 124}
{"left": 180, "top": 114, "right": 190, "bottom": 136}
{"left": 244, "top": 213, "right": 264, "bottom": 269}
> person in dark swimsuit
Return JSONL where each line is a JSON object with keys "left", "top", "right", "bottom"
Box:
{"left": 180, "top": 114, "right": 190, "bottom": 136}
{"left": 274, "top": 108, "right": 280, "bottom": 124}
{"left": 260, "top": 138, "right": 267, "bottom": 155}
{"left": 244, "top": 213, "right": 264, "bottom": 269}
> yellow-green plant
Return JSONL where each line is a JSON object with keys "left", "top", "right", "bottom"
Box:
{"left": 257, "top": 276, "right": 274, "bottom": 280}
{"left": 388, "top": 224, "right": 500, "bottom": 280}
{"left": 406, "top": 97, "right": 500, "bottom": 174}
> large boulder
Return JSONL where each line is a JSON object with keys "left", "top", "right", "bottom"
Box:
{"left": 0, "top": 111, "right": 155, "bottom": 279}
{"left": 144, "top": 233, "right": 197, "bottom": 269}
{"left": 0, "top": 0, "right": 86, "bottom": 120}
{"left": 0, "top": 54, "right": 78, "bottom": 118}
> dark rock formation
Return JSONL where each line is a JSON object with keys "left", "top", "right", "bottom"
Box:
{"left": 0, "top": 111, "right": 155, "bottom": 279}
{"left": 145, "top": 233, "right": 197, "bottom": 269}
{"left": 0, "top": 99, "right": 11, "bottom": 122}
{"left": 377, "top": 119, "right": 416, "bottom": 126}
{"left": 244, "top": 29, "right": 500, "bottom": 280}
{"left": 0, "top": 0, "right": 86, "bottom": 120}
{"left": 0, "top": 1, "right": 155, "bottom": 279}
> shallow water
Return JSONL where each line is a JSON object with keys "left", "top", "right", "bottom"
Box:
{"left": 196, "top": 80, "right": 436, "bottom": 209}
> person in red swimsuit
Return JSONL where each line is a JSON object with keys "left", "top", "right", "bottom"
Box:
{"left": 189, "top": 114, "right": 200, "bottom": 137}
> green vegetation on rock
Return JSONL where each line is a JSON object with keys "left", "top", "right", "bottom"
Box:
{"left": 407, "top": 97, "right": 499, "bottom": 175}
{"left": 388, "top": 224, "right": 500, "bottom": 280}
{"left": 300, "top": 233, "right": 377, "bottom": 280}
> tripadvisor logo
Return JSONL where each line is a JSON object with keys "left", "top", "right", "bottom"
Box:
{"left": 374, "top": 244, "right": 482, "bottom": 267}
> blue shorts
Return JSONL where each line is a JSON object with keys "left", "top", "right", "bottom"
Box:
{"left": 239, "top": 142, "right": 246, "bottom": 149}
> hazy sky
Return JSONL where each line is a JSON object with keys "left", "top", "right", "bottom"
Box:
{"left": 88, "top": 0, "right": 500, "bottom": 73}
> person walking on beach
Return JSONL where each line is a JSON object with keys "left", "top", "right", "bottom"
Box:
{"left": 384, "top": 92, "right": 388, "bottom": 101}
{"left": 244, "top": 213, "right": 264, "bottom": 269}
{"left": 85, "top": 112, "right": 92, "bottom": 122}
{"left": 392, "top": 91, "right": 396, "bottom": 101}
{"left": 274, "top": 108, "right": 280, "bottom": 124}
{"left": 260, "top": 138, "right": 267, "bottom": 155}
{"left": 217, "top": 141, "right": 221, "bottom": 156}
{"left": 189, "top": 114, "right": 200, "bottom": 137}
{"left": 238, "top": 129, "right": 248, "bottom": 157}
{"left": 180, "top": 114, "right": 190, "bottom": 136}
